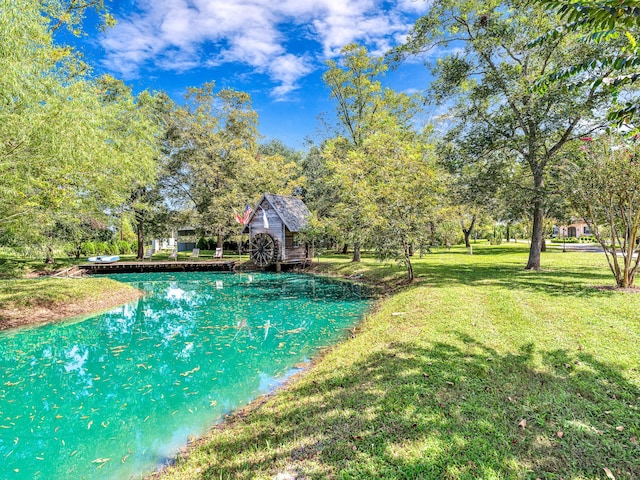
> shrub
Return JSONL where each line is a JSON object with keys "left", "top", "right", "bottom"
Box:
{"left": 118, "top": 241, "right": 131, "bottom": 254}
{"left": 109, "top": 242, "right": 120, "bottom": 255}
{"left": 81, "top": 241, "right": 96, "bottom": 255}
{"left": 95, "top": 241, "right": 109, "bottom": 254}
{"left": 486, "top": 233, "right": 503, "bottom": 245}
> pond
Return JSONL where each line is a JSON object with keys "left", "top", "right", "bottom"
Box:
{"left": 0, "top": 272, "right": 372, "bottom": 479}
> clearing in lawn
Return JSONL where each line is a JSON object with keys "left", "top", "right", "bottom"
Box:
{"left": 155, "top": 243, "right": 639, "bottom": 479}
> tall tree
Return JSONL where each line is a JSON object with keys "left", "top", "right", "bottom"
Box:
{"left": 438, "top": 142, "right": 509, "bottom": 248}
{"left": 322, "top": 45, "right": 439, "bottom": 278}
{"left": 323, "top": 44, "right": 422, "bottom": 262}
{"left": 362, "top": 123, "right": 440, "bottom": 281}
{"left": 0, "top": 2, "right": 160, "bottom": 257}
{"left": 393, "top": 0, "right": 611, "bottom": 269}
{"left": 164, "top": 84, "right": 302, "bottom": 249}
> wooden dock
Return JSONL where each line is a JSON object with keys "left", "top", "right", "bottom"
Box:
{"left": 79, "top": 260, "right": 238, "bottom": 274}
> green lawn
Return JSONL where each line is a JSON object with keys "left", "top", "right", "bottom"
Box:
{"left": 157, "top": 243, "right": 640, "bottom": 480}
{"left": 0, "top": 276, "right": 138, "bottom": 311}
{"left": 0, "top": 255, "right": 139, "bottom": 319}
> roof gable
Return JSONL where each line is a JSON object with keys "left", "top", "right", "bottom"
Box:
{"left": 263, "top": 193, "right": 310, "bottom": 232}
{"left": 243, "top": 193, "right": 310, "bottom": 233}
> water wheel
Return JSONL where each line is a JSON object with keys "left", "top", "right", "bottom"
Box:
{"left": 249, "top": 233, "right": 279, "bottom": 267}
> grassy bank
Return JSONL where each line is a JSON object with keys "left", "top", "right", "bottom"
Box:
{"left": 156, "top": 243, "right": 640, "bottom": 479}
{"left": 0, "top": 277, "right": 141, "bottom": 330}
{"left": 0, "top": 277, "right": 137, "bottom": 308}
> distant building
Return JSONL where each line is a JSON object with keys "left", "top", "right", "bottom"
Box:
{"left": 553, "top": 220, "right": 591, "bottom": 238}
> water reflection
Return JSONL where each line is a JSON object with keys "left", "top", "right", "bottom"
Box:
{"left": 0, "top": 272, "right": 370, "bottom": 479}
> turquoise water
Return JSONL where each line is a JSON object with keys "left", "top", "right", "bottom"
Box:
{"left": 0, "top": 272, "right": 371, "bottom": 479}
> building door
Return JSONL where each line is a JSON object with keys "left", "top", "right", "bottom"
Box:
{"left": 568, "top": 226, "right": 577, "bottom": 237}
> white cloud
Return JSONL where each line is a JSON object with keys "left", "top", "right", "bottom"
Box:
{"left": 100, "top": 0, "right": 427, "bottom": 99}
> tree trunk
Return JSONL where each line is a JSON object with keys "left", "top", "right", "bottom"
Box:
{"left": 541, "top": 236, "right": 547, "bottom": 252}
{"left": 45, "top": 246, "right": 54, "bottom": 264}
{"left": 352, "top": 243, "right": 361, "bottom": 262}
{"left": 404, "top": 245, "right": 414, "bottom": 281}
{"left": 217, "top": 229, "right": 224, "bottom": 249}
{"left": 462, "top": 215, "right": 476, "bottom": 248}
{"left": 506, "top": 224, "right": 511, "bottom": 243}
{"left": 526, "top": 193, "right": 544, "bottom": 270}
{"left": 429, "top": 221, "right": 436, "bottom": 249}
{"left": 136, "top": 215, "right": 144, "bottom": 260}
{"left": 341, "top": 243, "right": 348, "bottom": 255}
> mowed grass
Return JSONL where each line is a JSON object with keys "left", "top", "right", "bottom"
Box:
{"left": 158, "top": 244, "right": 630, "bottom": 478}
{"left": 0, "top": 276, "right": 137, "bottom": 310}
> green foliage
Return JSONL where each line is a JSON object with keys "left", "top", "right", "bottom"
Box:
{"left": 108, "top": 241, "right": 120, "bottom": 255}
{"left": 80, "top": 241, "right": 96, "bottom": 255}
{"left": 393, "top": 0, "right": 612, "bottom": 270}
{"left": 94, "top": 241, "right": 109, "bottom": 255}
{"left": 117, "top": 240, "right": 131, "bottom": 254}
{"left": 322, "top": 45, "right": 440, "bottom": 279}
{"left": 0, "top": 2, "right": 161, "bottom": 253}
{"left": 535, "top": 0, "right": 640, "bottom": 126}
{"left": 196, "top": 237, "right": 219, "bottom": 250}
{"left": 486, "top": 232, "right": 503, "bottom": 245}
{"left": 567, "top": 134, "right": 640, "bottom": 286}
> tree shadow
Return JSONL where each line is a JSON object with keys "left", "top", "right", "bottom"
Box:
{"left": 412, "top": 254, "right": 613, "bottom": 299}
{"left": 175, "top": 334, "right": 639, "bottom": 479}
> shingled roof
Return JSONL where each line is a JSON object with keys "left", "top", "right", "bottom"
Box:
{"left": 245, "top": 193, "right": 310, "bottom": 233}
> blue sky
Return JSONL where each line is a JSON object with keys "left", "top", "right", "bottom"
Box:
{"left": 71, "top": 0, "right": 437, "bottom": 149}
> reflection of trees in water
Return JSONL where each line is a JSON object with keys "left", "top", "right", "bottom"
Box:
{"left": 0, "top": 272, "right": 371, "bottom": 479}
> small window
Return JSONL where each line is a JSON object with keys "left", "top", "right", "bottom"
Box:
{"left": 583, "top": 226, "right": 590, "bottom": 234}
{"left": 292, "top": 234, "right": 301, "bottom": 248}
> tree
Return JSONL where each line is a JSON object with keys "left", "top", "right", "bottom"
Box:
{"left": 322, "top": 45, "right": 440, "bottom": 279}
{"left": 534, "top": 0, "right": 640, "bottom": 126}
{"left": 438, "top": 143, "right": 509, "bottom": 248}
{"left": 367, "top": 129, "right": 440, "bottom": 280}
{"left": 164, "top": 84, "right": 302, "bottom": 249}
{"left": 0, "top": 1, "right": 160, "bottom": 258}
{"left": 567, "top": 134, "right": 640, "bottom": 287}
{"left": 322, "top": 43, "right": 391, "bottom": 262}
{"left": 322, "top": 44, "right": 425, "bottom": 264}
{"left": 392, "top": 0, "right": 612, "bottom": 270}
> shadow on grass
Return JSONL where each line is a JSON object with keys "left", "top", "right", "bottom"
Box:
{"left": 414, "top": 262, "right": 613, "bottom": 298}
{"left": 175, "top": 335, "right": 639, "bottom": 479}
{"left": 405, "top": 245, "right": 613, "bottom": 298}
{"left": 317, "top": 245, "right": 614, "bottom": 298}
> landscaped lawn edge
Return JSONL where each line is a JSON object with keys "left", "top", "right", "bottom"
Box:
{"left": 0, "top": 278, "right": 143, "bottom": 331}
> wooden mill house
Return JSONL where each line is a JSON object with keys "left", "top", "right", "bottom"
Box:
{"left": 243, "top": 193, "right": 312, "bottom": 269}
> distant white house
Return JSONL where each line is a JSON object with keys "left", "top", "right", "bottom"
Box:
{"left": 553, "top": 220, "right": 591, "bottom": 238}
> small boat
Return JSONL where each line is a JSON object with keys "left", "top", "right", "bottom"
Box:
{"left": 87, "top": 255, "right": 120, "bottom": 264}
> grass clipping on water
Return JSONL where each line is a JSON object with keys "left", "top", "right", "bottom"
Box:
{"left": 158, "top": 244, "right": 638, "bottom": 479}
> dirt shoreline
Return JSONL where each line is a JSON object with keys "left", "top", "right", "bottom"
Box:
{"left": 0, "top": 287, "right": 143, "bottom": 331}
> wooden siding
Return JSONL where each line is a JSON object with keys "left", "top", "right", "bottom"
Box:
{"left": 247, "top": 201, "right": 285, "bottom": 260}
{"left": 246, "top": 198, "right": 311, "bottom": 264}
{"left": 285, "top": 232, "right": 307, "bottom": 261}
